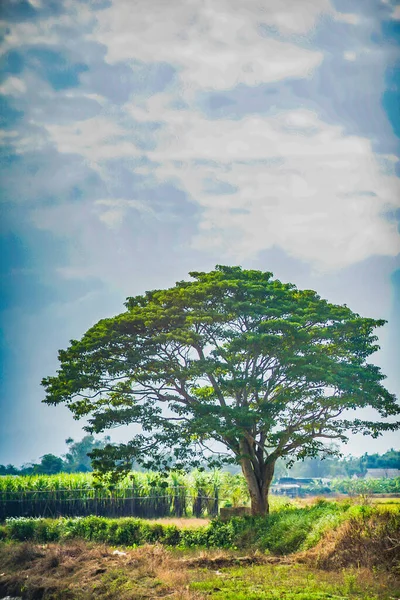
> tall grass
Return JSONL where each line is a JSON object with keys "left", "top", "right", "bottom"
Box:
{"left": 1, "top": 471, "right": 398, "bottom": 521}
{"left": 0, "top": 470, "right": 248, "bottom": 520}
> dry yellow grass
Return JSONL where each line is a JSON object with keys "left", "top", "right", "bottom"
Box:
{"left": 146, "top": 517, "right": 210, "bottom": 528}
{"left": 297, "top": 510, "right": 400, "bottom": 572}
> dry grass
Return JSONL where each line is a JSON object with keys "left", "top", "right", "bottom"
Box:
{"left": 0, "top": 540, "right": 195, "bottom": 599}
{"left": 0, "top": 539, "right": 399, "bottom": 599}
{"left": 298, "top": 510, "right": 400, "bottom": 572}
{"left": 146, "top": 517, "right": 210, "bottom": 528}
{"left": 0, "top": 542, "right": 292, "bottom": 600}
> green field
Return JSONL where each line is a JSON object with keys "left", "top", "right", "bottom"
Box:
{"left": 0, "top": 470, "right": 249, "bottom": 520}
{"left": 1, "top": 471, "right": 399, "bottom": 503}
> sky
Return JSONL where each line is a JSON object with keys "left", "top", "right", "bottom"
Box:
{"left": 0, "top": 0, "right": 399, "bottom": 467}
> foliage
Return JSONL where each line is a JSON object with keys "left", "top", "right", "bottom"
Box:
{"left": 0, "top": 454, "right": 64, "bottom": 476}
{"left": 0, "top": 470, "right": 247, "bottom": 520}
{"left": 42, "top": 266, "right": 399, "bottom": 515}
{"left": 0, "top": 464, "right": 20, "bottom": 476}
{"left": 0, "top": 470, "right": 245, "bottom": 497}
{"left": 34, "top": 454, "right": 65, "bottom": 475}
{"left": 285, "top": 455, "right": 346, "bottom": 479}
{"left": 330, "top": 476, "right": 400, "bottom": 495}
{"left": 330, "top": 449, "right": 400, "bottom": 478}
{"left": 364, "top": 448, "right": 400, "bottom": 469}
{"left": 63, "top": 435, "right": 111, "bottom": 473}
{"left": 1, "top": 470, "right": 399, "bottom": 521}
{"left": 2, "top": 448, "right": 398, "bottom": 480}
{"left": 1, "top": 471, "right": 399, "bottom": 500}
{"left": 1, "top": 501, "right": 398, "bottom": 561}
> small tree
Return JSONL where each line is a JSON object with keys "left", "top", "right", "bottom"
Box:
{"left": 42, "top": 266, "right": 399, "bottom": 514}
{"left": 34, "top": 454, "right": 64, "bottom": 475}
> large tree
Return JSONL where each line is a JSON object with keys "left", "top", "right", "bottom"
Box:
{"left": 42, "top": 266, "right": 399, "bottom": 514}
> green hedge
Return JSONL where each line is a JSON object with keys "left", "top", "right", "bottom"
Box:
{"left": 1, "top": 501, "right": 389, "bottom": 554}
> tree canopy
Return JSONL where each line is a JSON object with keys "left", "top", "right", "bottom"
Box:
{"left": 42, "top": 266, "right": 399, "bottom": 514}
{"left": 64, "top": 435, "right": 111, "bottom": 473}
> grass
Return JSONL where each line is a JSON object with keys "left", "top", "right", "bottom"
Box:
{"left": 1, "top": 500, "right": 398, "bottom": 557}
{"left": 0, "top": 499, "right": 398, "bottom": 598}
{"left": 371, "top": 497, "right": 400, "bottom": 504}
{"left": 189, "top": 562, "right": 399, "bottom": 599}
{"left": 0, "top": 541, "right": 398, "bottom": 599}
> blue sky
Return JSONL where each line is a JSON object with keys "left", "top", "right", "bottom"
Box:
{"left": 0, "top": 0, "right": 399, "bottom": 466}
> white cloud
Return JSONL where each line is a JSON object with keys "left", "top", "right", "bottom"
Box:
{"left": 44, "top": 117, "right": 141, "bottom": 162}
{"left": 91, "top": 0, "right": 325, "bottom": 91}
{"left": 0, "top": 130, "right": 18, "bottom": 142}
{"left": 334, "top": 12, "right": 361, "bottom": 25}
{"left": 343, "top": 51, "right": 357, "bottom": 61}
{"left": 41, "top": 85, "right": 400, "bottom": 271}
{"left": 98, "top": 208, "right": 125, "bottom": 228}
{"left": 125, "top": 98, "right": 400, "bottom": 271}
{"left": 5, "top": 0, "right": 399, "bottom": 275}
{"left": 0, "top": 76, "right": 27, "bottom": 96}
{"left": 95, "top": 198, "right": 154, "bottom": 228}
{"left": 258, "top": 0, "right": 332, "bottom": 34}
{"left": 0, "top": 4, "right": 95, "bottom": 56}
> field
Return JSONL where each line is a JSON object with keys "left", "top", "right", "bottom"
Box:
{"left": 0, "top": 470, "right": 248, "bottom": 520}
{"left": 1, "top": 476, "right": 399, "bottom": 598}
{"left": 0, "top": 499, "right": 399, "bottom": 599}
{"left": 1, "top": 471, "right": 399, "bottom": 521}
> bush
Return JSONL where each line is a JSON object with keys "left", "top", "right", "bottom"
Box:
{"left": 5, "top": 517, "right": 37, "bottom": 541}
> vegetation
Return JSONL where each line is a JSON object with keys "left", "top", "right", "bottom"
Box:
{"left": 42, "top": 265, "right": 399, "bottom": 515}
{"left": 0, "top": 499, "right": 398, "bottom": 598}
{"left": 2, "top": 446, "right": 399, "bottom": 479}
{"left": 279, "top": 448, "right": 400, "bottom": 479}
{"left": 189, "top": 562, "right": 400, "bottom": 600}
{"left": 1, "top": 470, "right": 399, "bottom": 520}
{"left": 330, "top": 476, "right": 400, "bottom": 495}
{"left": 1, "top": 501, "right": 399, "bottom": 560}
{"left": 0, "top": 470, "right": 248, "bottom": 520}
{"left": 63, "top": 435, "right": 112, "bottom": 473}
{"left": 1, "top": 540, "right": 398, "bottom": 600}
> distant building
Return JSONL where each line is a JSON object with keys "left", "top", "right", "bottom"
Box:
{"left": 364, "top": 468, "right": 400, "bottom": 479}
{"left": 271, "top": 483, "right": 300, "bottom": 497}
{"left": 272, "top": 477, "right": 324, "bottom": 497}
{"left": 277, "top": 477, "right": 316, "bottom": 486}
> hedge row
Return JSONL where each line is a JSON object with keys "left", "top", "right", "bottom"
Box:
{"left": 1, "top": 501, "right": 387, "bottom": 554}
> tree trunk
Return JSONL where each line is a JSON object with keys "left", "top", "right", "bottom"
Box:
{"left": 240, "top": 454, "right": 275, "bottom": 516}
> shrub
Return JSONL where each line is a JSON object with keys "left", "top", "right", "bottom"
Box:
{"left": 5, "top": 517, "right": 37, "bottom": 541}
